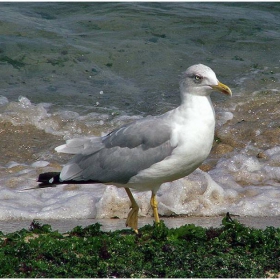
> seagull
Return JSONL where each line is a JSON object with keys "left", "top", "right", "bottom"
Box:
{"left": 37, "top": 64, "right": 232, "bottom": 233}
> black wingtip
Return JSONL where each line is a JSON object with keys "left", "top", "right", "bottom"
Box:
{"left": 37, "top": 172, "right": 61, "bottom": 187}
{"left": 37, "top": 172, "right": 102, "bottom": 188}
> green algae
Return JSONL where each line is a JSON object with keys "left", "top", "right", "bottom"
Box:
{"left": 0, "top": 55, "right": 26, "bottom": 69}
{"left": 0, "top": 214, "right": 280, "bottom": 278}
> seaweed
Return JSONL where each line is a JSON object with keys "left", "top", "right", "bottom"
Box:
{"left": 0, "top": 214, "right": 280, "bottom": 277}
{"left": 0, "top": 55, "right": 26, "bottom": 69}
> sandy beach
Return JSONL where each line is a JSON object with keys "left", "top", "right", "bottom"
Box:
{"left": 1, "top": 215, "right": 280, "bottom": 234}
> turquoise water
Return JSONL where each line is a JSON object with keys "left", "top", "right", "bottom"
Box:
{"left": 1, "top": 2, "right": 279, "bottom": 114}
{"left": 0, "top": 2, "right": 280, "bottom": 221}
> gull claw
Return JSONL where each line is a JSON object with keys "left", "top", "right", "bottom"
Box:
{"left": 126, "top": 203, "right": 139, "bottom": 234}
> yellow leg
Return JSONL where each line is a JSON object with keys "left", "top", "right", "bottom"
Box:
{"left": 124, "top": 188, "right": 139, "bottom": 234}
{"left": 150, "top": 192, "right": 160, "bottom": 224}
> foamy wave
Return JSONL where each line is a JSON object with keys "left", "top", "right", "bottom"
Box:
{"left": 1, "top": 96, "right": 280, "bottom": 220}
{"left": 1, "top": 155, "right": 280, "bottom": 221}
{"left": 0, "top": 96, "right": 142, "bottom": 139}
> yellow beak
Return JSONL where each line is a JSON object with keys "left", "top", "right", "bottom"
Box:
{"left": 211, "top": 81, "right": 232, "bottom": 97}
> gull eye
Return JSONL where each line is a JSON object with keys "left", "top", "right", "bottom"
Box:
{"left": 194, "top": 74, "right": 203, "bottom": 83}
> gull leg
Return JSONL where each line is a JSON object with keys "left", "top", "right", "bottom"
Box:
{"left": 150, "top": 192, "right": 160, "bottom": 224}
{"left": 124, "top": 188, "right": 139, "bottom": 234}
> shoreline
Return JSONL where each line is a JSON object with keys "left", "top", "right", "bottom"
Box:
{"left": 1, "top": 215, "right": 280, "bottom": 234}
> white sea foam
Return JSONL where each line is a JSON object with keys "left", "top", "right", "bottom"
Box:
{"left": 31, "top": 161, "right": 50, "bottom": 168}
{"left": 0, "top": 96, "right": 142, "bottom": 139}
{"left": 0, "top": 96, "right": 9, "bottom": 106}
{"left": 0, "top": 152, "right": 280, "bottom": 221}
{"left": 1, "top": 96, "right": 280, "bottom": 220}
{"left": 216, "top": 110, "right": 234, "bottom": 127}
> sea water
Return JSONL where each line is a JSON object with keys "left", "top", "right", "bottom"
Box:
{"left": 0, "top": 2, "right": 280, "bottom": 221}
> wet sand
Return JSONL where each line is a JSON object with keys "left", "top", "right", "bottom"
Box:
{"left": 1, "top": 216, "right": 280, "bottom": 234}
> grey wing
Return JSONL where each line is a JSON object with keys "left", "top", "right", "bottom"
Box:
{"left": 60, "top": 116, "right": 175, "bottom": 184}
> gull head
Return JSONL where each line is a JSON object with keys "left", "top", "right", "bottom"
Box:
{"left": 180, "top": 64, "right": 232, "bottom": 97}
